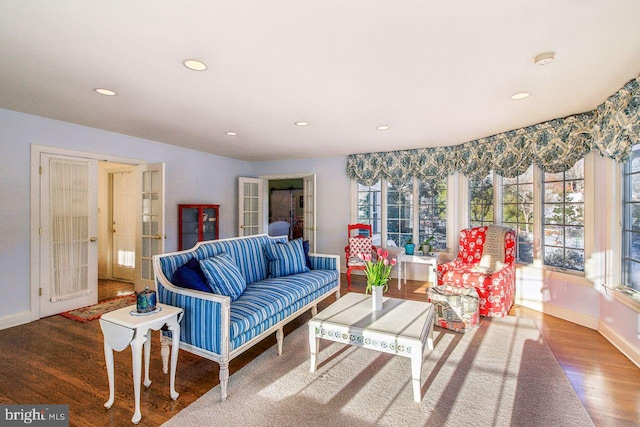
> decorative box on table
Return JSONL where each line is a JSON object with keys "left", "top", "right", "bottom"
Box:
{"left": 426, "top": 284, "right": 479, "bottom": 333}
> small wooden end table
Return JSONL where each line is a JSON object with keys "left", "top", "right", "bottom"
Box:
{"left": 308, "top": 293, "right": 434, "bottom": 402}
{"left": 397, "top": 252, "right": 439, "bottom": 289}
{"left": 99, "top": 303, "right": 183, "bottom": 424}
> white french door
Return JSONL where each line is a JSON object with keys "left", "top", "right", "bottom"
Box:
{"left": 40, "top": 154, "right": 98, "bottom": 317}
{"left": 303, "top": 174, "right": 317, "bottom": 252}
{"left": 135, "top": 163, "right": 165, "bottom": 292}
{"left": 111, "top": 171, "right": 135, "bottom": 281}
{"left": 238, "top": 177, "right": 263, "bottom": 236}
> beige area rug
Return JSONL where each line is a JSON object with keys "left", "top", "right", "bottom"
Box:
{"left": 164, "top": 316, "right": 594, "bottom": 427}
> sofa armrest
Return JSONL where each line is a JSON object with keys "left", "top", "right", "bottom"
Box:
{"left": 154, "top": 257, "right": 230, "bottom": 357}
{"left": 309, "top": 253, "right": 340, "bottom": 272}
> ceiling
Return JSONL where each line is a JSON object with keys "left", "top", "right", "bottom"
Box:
{"left": 2, "top": 1, "right": 640, "bottom": 162}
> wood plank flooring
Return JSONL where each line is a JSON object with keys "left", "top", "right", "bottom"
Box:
{"left": 0, "top": 275, "right": 638, "bottom": 426}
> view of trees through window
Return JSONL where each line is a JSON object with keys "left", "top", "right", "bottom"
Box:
{"left": 622, "top": 144, "right": 640, "bottom": 291}
{"left": 543, "top": 159, "right": 585, "bottom": 272}
{"left": 469, "top": 173, "right": 494, "bottom": 227}
{"left": 418, "top": 180, "right": 447, "bottom": 250}
{"left": 386, "top": 179, "right": 413, "bottom": 247}
{"left": 357, "top": 181, "right": 382, "bottom": 246}
{"left": 502, "top": 166, "right": 534, "bottom": 263}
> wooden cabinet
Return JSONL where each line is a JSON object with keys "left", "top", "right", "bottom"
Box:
{"left": 178, "top": 204, "right": 219, "bottom": 250}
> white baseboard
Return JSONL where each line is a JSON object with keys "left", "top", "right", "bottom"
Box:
{"left": 598, "top": 320, "right": 640, "bottom": 368}
{"left": 518, "top": 298, "right": 599, "bottom": 330}
{"left": 0, "top": 310, "right": 33, "bottom": 331}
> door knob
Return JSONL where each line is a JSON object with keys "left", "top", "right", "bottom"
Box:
{"left": 90, "top": 237, "right": 97, "bottom": 242}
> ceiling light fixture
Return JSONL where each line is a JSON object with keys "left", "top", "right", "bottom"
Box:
{"left": 225, "top": 131, "right": 238, "bottom": 136}
{"left": 534, "top": 52, "right": 555, "bottom": 66}
{"left": 295, "top": 121, "right": 309, "bottom": 126}
{"left": 511, "top": 92, "right": 531, "bottom": 100}
{"left": 182, "top": 59, "right": 208, "bottom": 71}
{"left": 94, "top": 88, "right": 117, "bottom": 96}
{"left": 376, "top": 125, "right": 390, "bottom": 130}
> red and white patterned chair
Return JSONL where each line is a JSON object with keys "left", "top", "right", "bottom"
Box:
{"left": 344, "top": 223, "right": 377, "bottom": 291}
{"left": 437, "top": 225, "right": 516, "bottom": 317}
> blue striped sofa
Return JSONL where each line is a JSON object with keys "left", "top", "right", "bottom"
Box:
{"left": 152, "top": 234, "right": 340, "bottom": 401}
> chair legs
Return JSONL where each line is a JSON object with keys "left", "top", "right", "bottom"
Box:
{"left": 346, "top": 269, "right": 353, "bottom": 291}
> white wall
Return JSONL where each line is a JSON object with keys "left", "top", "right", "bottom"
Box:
{"left": 0, "top": 108, "right": 250, "bottom": 323}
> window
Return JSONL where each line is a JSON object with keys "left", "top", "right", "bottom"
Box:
{"left": 418, "top": 179, "right": 447, "bottom": 250}
{"left": 502, "top": 166, "right": 534, "bottom": 263}
{"left": 355, "top": 177, "right": 447, "bottom": 250}
{"left": 469, "top": 172, "right": 494, "bottom": 227}
{"left": 356, "top": 181, "right": 382, "bottom": 246}
{"left": 542, "top": 159, "right": 585, "bottom": 272}
{"left": 622, "top": 144, "right": 640, "bottom": 291}
{"left": 386, "top": 178, "right": 413, "bottom": 247}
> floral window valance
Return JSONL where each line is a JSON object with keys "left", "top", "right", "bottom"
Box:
{"left": 347, "top": 76, "right": 640, "bottom": 186}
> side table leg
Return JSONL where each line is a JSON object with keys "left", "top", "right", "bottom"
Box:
{"left": 411, "top": 345, "right": 423, "bottom": 403}
{"left": 167, "top": 320, "right": 180, "bottom": 400}
{"left": 103, "top": 340, "right": 115, "bottom": 409}
{"left": 309, "top": 325, "right": 319, "bottom": 372}
{"left": 143, "top": 328, "right": 152, "bottom": 388}
{"left": 160, "top": 335, "right": 170, "bottom": 374}
{"left": 397, "top": 260, "right": 402, "bottom": 290}
{"left": 130, "top": 334, "right": 147, "bottom": 424}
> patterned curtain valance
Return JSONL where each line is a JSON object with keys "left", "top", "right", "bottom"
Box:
{"left": 347, "top": 75, "right": 640, "bottom": 184}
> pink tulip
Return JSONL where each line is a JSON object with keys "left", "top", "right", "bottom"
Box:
{"left": 382, "top": 250, "right": 389, "bottom": 259}
{"left": 391, "top": 259, "right": 397, "bottom": 266}
{"left": 377, "top": 247, "right": 383, "bottom": 256}
{"left": 364, "top": 254, "right": 372, "bottom": 261}
{"left": 383, "top": 258, "right": 389, "bottom": 266}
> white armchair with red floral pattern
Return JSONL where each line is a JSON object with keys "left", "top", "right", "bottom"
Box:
{"left": 437, "top": 225, "right": 516, "bottom": 317}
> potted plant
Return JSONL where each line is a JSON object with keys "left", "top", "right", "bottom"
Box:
{"left": 404, "top": 238, "right": 415, "bottom": 255}
{"left": 358, "top": 249, "right": 396, "bottom": 311}
{"left": 420, "top": 236, "right": 435, "bottom": 255}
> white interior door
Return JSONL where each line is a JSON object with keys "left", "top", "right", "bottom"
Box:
{"left": 303, "top": 174, "right": 317, "bottom": 252}
{"left": 111, "top": 171, "right": 135, "bottom": 281}
{"left": 239, "top": 177, "right": 263, "bottom": 236}
{"left": 40, "top": 153, "right": 98, "bottom": 317}
{"left": 135, "top": 163, "right": 165, "bottom": 292}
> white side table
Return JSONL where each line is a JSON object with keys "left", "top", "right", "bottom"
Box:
{"left": 397, "top": 253, "right": 439, "bottom": 289}
{"left": 99, "top": 303, "right": 183, "bottom": 424}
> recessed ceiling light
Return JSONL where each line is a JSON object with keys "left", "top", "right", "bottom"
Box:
{"left": 225, "top": 131, "right": 238, "bottom": 136}
{"left": 94, "top": 88, "right": 117, "bottom": 96}
{"left": 295, "top": 121, "right": 309, "bottom": 126}
{"left": 376, "top": 125, "right": 390, "bottom": 130}
{"left": 511, "top": 92, "right": 531, "bottom": 100}
{"left": 534, "top": 52, "right": 555, "bottom": 66}
{"left": 182, "top": 59, "right": 208, "bottom": 71}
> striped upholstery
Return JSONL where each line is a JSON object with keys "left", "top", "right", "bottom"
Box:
{"left": 157, "top": 281, "right": 224, "bottom": 354}
{"left": 264, "top": 238, "right": 310, "bottom": 278}
{"left": 194, "top": 234, "right": 287, "bottom": 284}
{"left": 199, "top": 253, "right": 247, "bottom": 301}
{"left": 229, "top": 270, "right": 338, "bottom": 349}
{"left": 154, "top": 234, "right": 340, "bottom": 401}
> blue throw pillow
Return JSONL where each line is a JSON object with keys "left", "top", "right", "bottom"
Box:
{"left": 173, "top": 261, "right": 211, "bottom": 293}
{"left": 265, "top": 238, "right": 310, "bottom": 278}
{"left": 199, "top": 253, "right": 247, "bottom": 301}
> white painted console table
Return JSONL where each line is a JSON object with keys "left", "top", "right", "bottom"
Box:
{"left": 99, "top": 303, "right": 183, "bottom": 424}
{"left": 308, "top": 293, "right": 434, "bottom": 402}
{"left": 397, "top": 252, "right": 440, "bottom": 289}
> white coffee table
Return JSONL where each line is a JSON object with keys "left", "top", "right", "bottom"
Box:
{"left": 100, "top": 303, "right": 183, "bottom": 424}
{"left": 397, "top": 252, "right": 439, "bottom": 289}
{"left": 308, "top": 293, "right": 434, "bottom": 402}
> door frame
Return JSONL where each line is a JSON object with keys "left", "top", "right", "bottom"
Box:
{"left": 30, "top": 145, "right": 145, "bottom": 321}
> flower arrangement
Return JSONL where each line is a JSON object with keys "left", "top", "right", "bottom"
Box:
{"left": 358, "top": 248, "right": 397, "bottom": 294}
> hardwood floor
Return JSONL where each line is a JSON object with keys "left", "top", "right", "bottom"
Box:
{"left": 0, "top": 275, "right": 638, "bottom": 426}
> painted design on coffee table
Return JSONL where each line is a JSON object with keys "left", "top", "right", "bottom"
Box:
{"left": 315, "top": 327, "right": 413, "bottom": 355}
